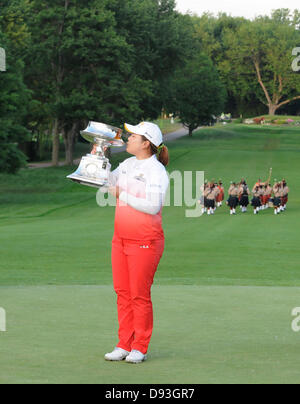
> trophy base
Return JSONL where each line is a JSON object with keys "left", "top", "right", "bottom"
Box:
{"left": 67, "top": 154, "right": 111, "bottom": 189}
{"left": 67, "top": 174, "right": 107, "bottom": 189}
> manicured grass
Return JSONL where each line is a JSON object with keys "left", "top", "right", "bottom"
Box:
{"left": 2, "top": 124, "right": 299, "bottom": 286}
{"left": 0, "top": 285, "right": 300, "bottom": 384}
{"left": 0, "top": 123, "right": 300, "bottom": 383}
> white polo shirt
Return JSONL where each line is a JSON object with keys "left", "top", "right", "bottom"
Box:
{"left": 110, "top": 154, "right": 169, "bottom": 241}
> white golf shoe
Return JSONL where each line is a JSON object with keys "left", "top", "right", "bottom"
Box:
{"left": 125, "top": 350, "right": 147, "bottom": 364}
{"left": 104, "top": 347, "right": 130, "bottom": 361}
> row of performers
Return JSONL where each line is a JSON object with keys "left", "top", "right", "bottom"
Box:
{"left": 200, "top": 179, "right": 289, "bottom": 215}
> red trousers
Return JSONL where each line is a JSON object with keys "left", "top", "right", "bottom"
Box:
{"left": 111, "top": 234, "right": 165, "bottom": 354}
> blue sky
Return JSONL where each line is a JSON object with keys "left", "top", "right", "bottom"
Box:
{"left": 175, "top": 0, "right": 300, "bottom": 19}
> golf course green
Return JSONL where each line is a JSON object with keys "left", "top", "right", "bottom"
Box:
{"left": 0, "top": 124, "right": 300, "bottom": 384}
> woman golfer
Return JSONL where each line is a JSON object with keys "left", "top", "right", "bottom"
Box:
{"left": 102, "top": 122, "right": 169, "bottom": 364}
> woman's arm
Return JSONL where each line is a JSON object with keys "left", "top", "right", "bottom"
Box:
{"left": 118, "top": 190, "right": 164, "bottom": 215}
{"left": 110, "top": 170, "right": 169, "bottom": 215}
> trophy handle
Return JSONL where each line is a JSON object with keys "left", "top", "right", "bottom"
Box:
{"left": 91, "top": 144, "right": 108, "bottom": 155}
{"left": 115, "top": 129, "right": 122, "bottom": 140}
{"left": 90, "top": 141, "right": 109, "bottom": 158}
{"left": 91, "top": 144, "right": 97, "bottom": 155}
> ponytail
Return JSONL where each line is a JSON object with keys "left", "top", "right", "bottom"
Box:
{"left": 141, "top": 136, "right": 170, "bottom": 167}
{"left": 157, "top": 145, "right": 169, "bottom": 167}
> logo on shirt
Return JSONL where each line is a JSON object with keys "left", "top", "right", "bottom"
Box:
{"left": 134, "top": 173, "right": 146, "bottom": 183}
{"left": 149, "top": 184, "right": 162, "bottom": 189}
{"left": 140, "top": 245, "right": 150, "bottom": 249}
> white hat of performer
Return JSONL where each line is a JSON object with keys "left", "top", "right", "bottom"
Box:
{"left": 124, "top": 122, "right": 163, "bottom": 147}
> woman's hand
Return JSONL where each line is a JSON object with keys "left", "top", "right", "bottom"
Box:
{"left": 108, "top": 185, "right": 121, "bottom": 199}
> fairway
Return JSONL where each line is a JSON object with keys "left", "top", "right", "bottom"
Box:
{"left": 1, "top": 124, "right": 300, "bottom": 384}
{"left": 0, "top": 285, "right": 300, "bottom": 384}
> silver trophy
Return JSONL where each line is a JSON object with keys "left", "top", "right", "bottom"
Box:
{"left": 67, "top": 121, "right": 124, "bottom": 188}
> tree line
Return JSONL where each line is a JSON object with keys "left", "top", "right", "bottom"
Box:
{"left": 0, "top": 1, "right": 299, "bottom": 173}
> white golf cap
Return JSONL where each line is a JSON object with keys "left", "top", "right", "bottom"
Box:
{"left": 124, "top": 122, "right": 163, "bottom": 147}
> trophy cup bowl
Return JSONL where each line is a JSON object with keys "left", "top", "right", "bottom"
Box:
{"left": 67, "top": 121, "right": 125, "bottom": 188}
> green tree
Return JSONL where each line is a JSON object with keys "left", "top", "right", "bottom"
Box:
{"left": 0, "top": 33, "right": 30, "bottom": 173}
{"left": 191, "top": 13, "right": 251, "bottom": 116}
{"left": 25, "top": 0, "right": 195, "bottom": 165}
{"left": 168, "top": 53, "right": 226, "bottom": 136}
{"left": 0, "top": 1, "right": 31, "bottom": 173}
{"left": 222, "top": 11, "right": 300, "bottom": 115}
{"left": 25, "top": 0, "right": 132, "bottom": 165}
{"left": 108, "top": 0, "right": 196, "bottom": 119}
